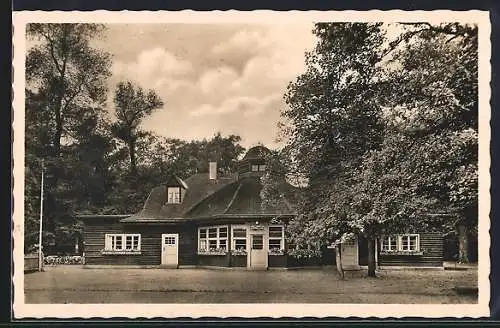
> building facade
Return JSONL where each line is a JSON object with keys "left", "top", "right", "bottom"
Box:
{"left": 80, "top": 146, "right": 443, "bottom": 269}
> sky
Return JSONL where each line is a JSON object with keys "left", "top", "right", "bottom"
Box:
{"left": 92, "top": 24, "right": 319, "bottom": 149}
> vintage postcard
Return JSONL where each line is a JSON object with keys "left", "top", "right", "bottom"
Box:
{"left": 12, "top": 10, "right": 491, "bottom": 318}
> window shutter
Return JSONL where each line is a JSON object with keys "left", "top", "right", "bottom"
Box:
{"left": 104, "top": 234, "right": 111, "bottom": 250}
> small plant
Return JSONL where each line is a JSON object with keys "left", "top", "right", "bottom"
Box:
{"left": 231, "top": 249, "right": 248, "bottom": 256}
{"left": 198, "top": 248, "right": 228, "bottom": 255}
{"left": 268, "top": 248, "right": 285, "bottom": 256}
{"left": 288, "top": 248, "right": 321, "bottom": 259}
{"left": 44, "top": 255, "right": 84, "bottom": 265}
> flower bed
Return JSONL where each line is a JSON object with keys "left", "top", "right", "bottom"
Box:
{"left": 197, "top": 248, "right": 228, "bottom": 256}
{"left": 231, "top": 249, "right": 247, "bottom": 256}
{"left": 380, "top": 250, "right": 424, "bottom": 256}
{"left": 268, "top": 248, "right": 285, "bottom": 256}
{"left": 101, "top": 250, "right": 142, "bottom": 255}
{"left": 44, "top": 255, "right": 84, "bottom": 265}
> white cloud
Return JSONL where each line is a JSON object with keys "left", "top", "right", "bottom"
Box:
{"left": 198, "top": 67, "right": 239, "bottom": 95}
{"left": 112, "top": 47, "right": 194, "bottom": 88}
{"left": 107, "top": 25, "right": 317, "bottom": 148}
{"left": 189, "top": 93, "right": 282, "bottom": 118}
{"left": 211, "top": 29, "right": 274, "bottom": 56}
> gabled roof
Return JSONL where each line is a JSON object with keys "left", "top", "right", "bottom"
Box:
{"left": 121, "top": 173, "right": 238, "bottom": 222}
{"left": 117, "top": 145, "right": 297, "bottom": 224}
{"left": 165, "top": 175, "right": 189, "bottom": 189}
{"left": 121, "top": 174, "right": 296, "bottom": 223}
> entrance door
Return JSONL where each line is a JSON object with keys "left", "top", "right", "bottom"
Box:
{"left": 161, "top": 233, "right": 179, "bottom": 268}
{"left": 341, "top": 238, "right": 359, "bottom": 270}
{"left": 249, "top": 234, "right": 267, "bottom": 269}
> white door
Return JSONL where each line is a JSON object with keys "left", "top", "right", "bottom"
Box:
{"left": 161, "top": 233, "right": 179, "bottom": 267}
{"left": 341, "top": 238, "right": 359, "bottom": 269}
{"left": 249, "top": 234, "right": 268, "bottom": 269}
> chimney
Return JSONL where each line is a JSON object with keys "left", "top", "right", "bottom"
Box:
{"left": 209, "top": 162, "right": 217, "bottom": 180}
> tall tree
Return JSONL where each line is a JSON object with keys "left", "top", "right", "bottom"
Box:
{"left": 25, "top": 23, "right": 112, "bottom": 252}
{"left": 26, "top": 24, "right": 112, "bottom": 157}
{"left": 271, "top": 23, "right": 386, "bottom": 276}
{"left": 263, "top": 22, "right": 478, "bottom": 276}
{"left": 112, "top": 81, "right": 164, "bottom": 177}
{"left": 375, "top": 24, "right": 478, "bottom": 262}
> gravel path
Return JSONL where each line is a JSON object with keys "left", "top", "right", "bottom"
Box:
{"left": 24, "top": 266, "right": 478, "bottom": 304}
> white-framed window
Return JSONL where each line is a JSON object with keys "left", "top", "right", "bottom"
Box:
{"left": 381, "top": 234, "right": 420, "bottom": 252}
{"left": 105, "top": 234, "right": 141, "bottom": 251}
{"left": 251, "top": 164, "right": 266, "bottom": 172}
{"left": 400, "top": 234, "right": 420, "bottom": 251}
{"left": 268, "top": 225, "right": 284, "bottom": 250}
{"left": 381, "top": 235, "right": 398, "bottom": 251}
{"left": 167, "top": 187, "right": 181, "bottom": 204}
{"left": 232, "top": 226, "right": 248, "bottom": 250}
{"left": 198, "top": 226, "right": 228, "bottom": 252}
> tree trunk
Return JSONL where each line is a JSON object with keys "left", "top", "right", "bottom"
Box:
{"left": 128, "top": 139, "right": 137, "bottom": 176}
{"left": 367, "top": 237, "right": 376, "bottom": 277}
{"left": 335, "top": 244, "right": 344, "bottom": 279}
{"left": 457, "top": 224, "right": 469, "bottom": 263}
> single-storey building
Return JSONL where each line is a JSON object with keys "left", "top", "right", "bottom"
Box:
{"left": 79, "top": 146, "right": 444, "bottom": 269}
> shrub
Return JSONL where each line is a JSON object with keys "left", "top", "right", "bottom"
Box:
{"left": 43, "top": 255, "right": 83, "bottom": 265}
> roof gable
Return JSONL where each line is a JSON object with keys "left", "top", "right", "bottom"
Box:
{"left": 165, "top": 175, "right": 188, "bottom": 189}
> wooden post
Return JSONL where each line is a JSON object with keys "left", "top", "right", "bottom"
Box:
{"left": 38, "top": 159, "right": 44, "bottom": 272}
{"left": 75, "top": 234, "right": 79, "bottom": 254}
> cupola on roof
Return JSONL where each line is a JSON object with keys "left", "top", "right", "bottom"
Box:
{"left": 242, "top": 145, "right": 272, "bottom": 160}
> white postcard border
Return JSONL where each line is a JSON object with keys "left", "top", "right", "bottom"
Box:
{"left": 12, "top": 10, "right": 491, "bottom": 318}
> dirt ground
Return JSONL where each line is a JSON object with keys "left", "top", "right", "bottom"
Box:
{"left": 24, "top": 266, "right": 478, "bottom": 304}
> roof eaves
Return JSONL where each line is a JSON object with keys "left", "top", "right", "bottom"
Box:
{"left": 76, "top": 214, "right": 133, "bottom": 219}
{"left": 120, "top": 217, "right": 192, "bottom": 223}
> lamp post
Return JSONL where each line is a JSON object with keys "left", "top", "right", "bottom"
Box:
{"left": 38, "top": 159, "right": 44, "bottom": 271}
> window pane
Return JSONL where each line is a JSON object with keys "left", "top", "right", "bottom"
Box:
{"left": 126, "top": 236, "right": 133, "bottom": 249}
{"left": 401, "top": 236, "right": 410, "bottom": 251}
{"left": 115, "top": 236, "right": 123, "bottom": 250}
{"left": 409, "top": 236, "right": 418, "bottom": 250}
{"left": 209, "top": 240, "right": 217, "bottom": 249}
{"left": 251, "top": 165, "right": 259, "bottom": 172}
{"left": 383, "top": 236, "right": 398, "bottom": 251}
{"left": 233, "top": 228, "right": 246, "bottom": 238}
{"left": 208, "top": 228, "right": 217, "bottom": 238}
{"left": 200, "top": 239, "right": 207, "bottom": 250}
{"left": 390, "top": 238, "right": 397, "bottom": 250}
{"left": 269, "top": 239, "right": 281, "bottom": 249}
{"left": 167, "top": 187, "right": 181, "bottom": 204}
{"left": 252, "top": 235, "right": 263, "bottom": 250}
{"left": 199, "top": 229, "right": 207, "bottom": 238}
{"left": 259, "top": 165, "right": 266, "bottom": 172}
{"left": 269, "top": 226, "right": 283, "bottom": 238}
{"left": 219, "top": 227, "right": 228, "bottom": 238}
{"left": 133, "top": 236, "right": 139, "bottom": 250}
{"left": 219, "top": 239, "right": 227, "bottom": 250}
{"left": 235, "top": 239, "right": 247, "bottom": 250}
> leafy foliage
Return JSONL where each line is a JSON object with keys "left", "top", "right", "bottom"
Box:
{"left": 112, "top": 81, "right": 164, "bottom": 176}
{"left": 262, "top": 22, "right": 478, "bottom": 271}
{"left": 24, "top": 24, "right": 246, "bottom": 254}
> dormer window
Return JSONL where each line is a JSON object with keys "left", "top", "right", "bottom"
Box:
{"left": 167, "top": 187, "right": 181, "bottom": 204}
